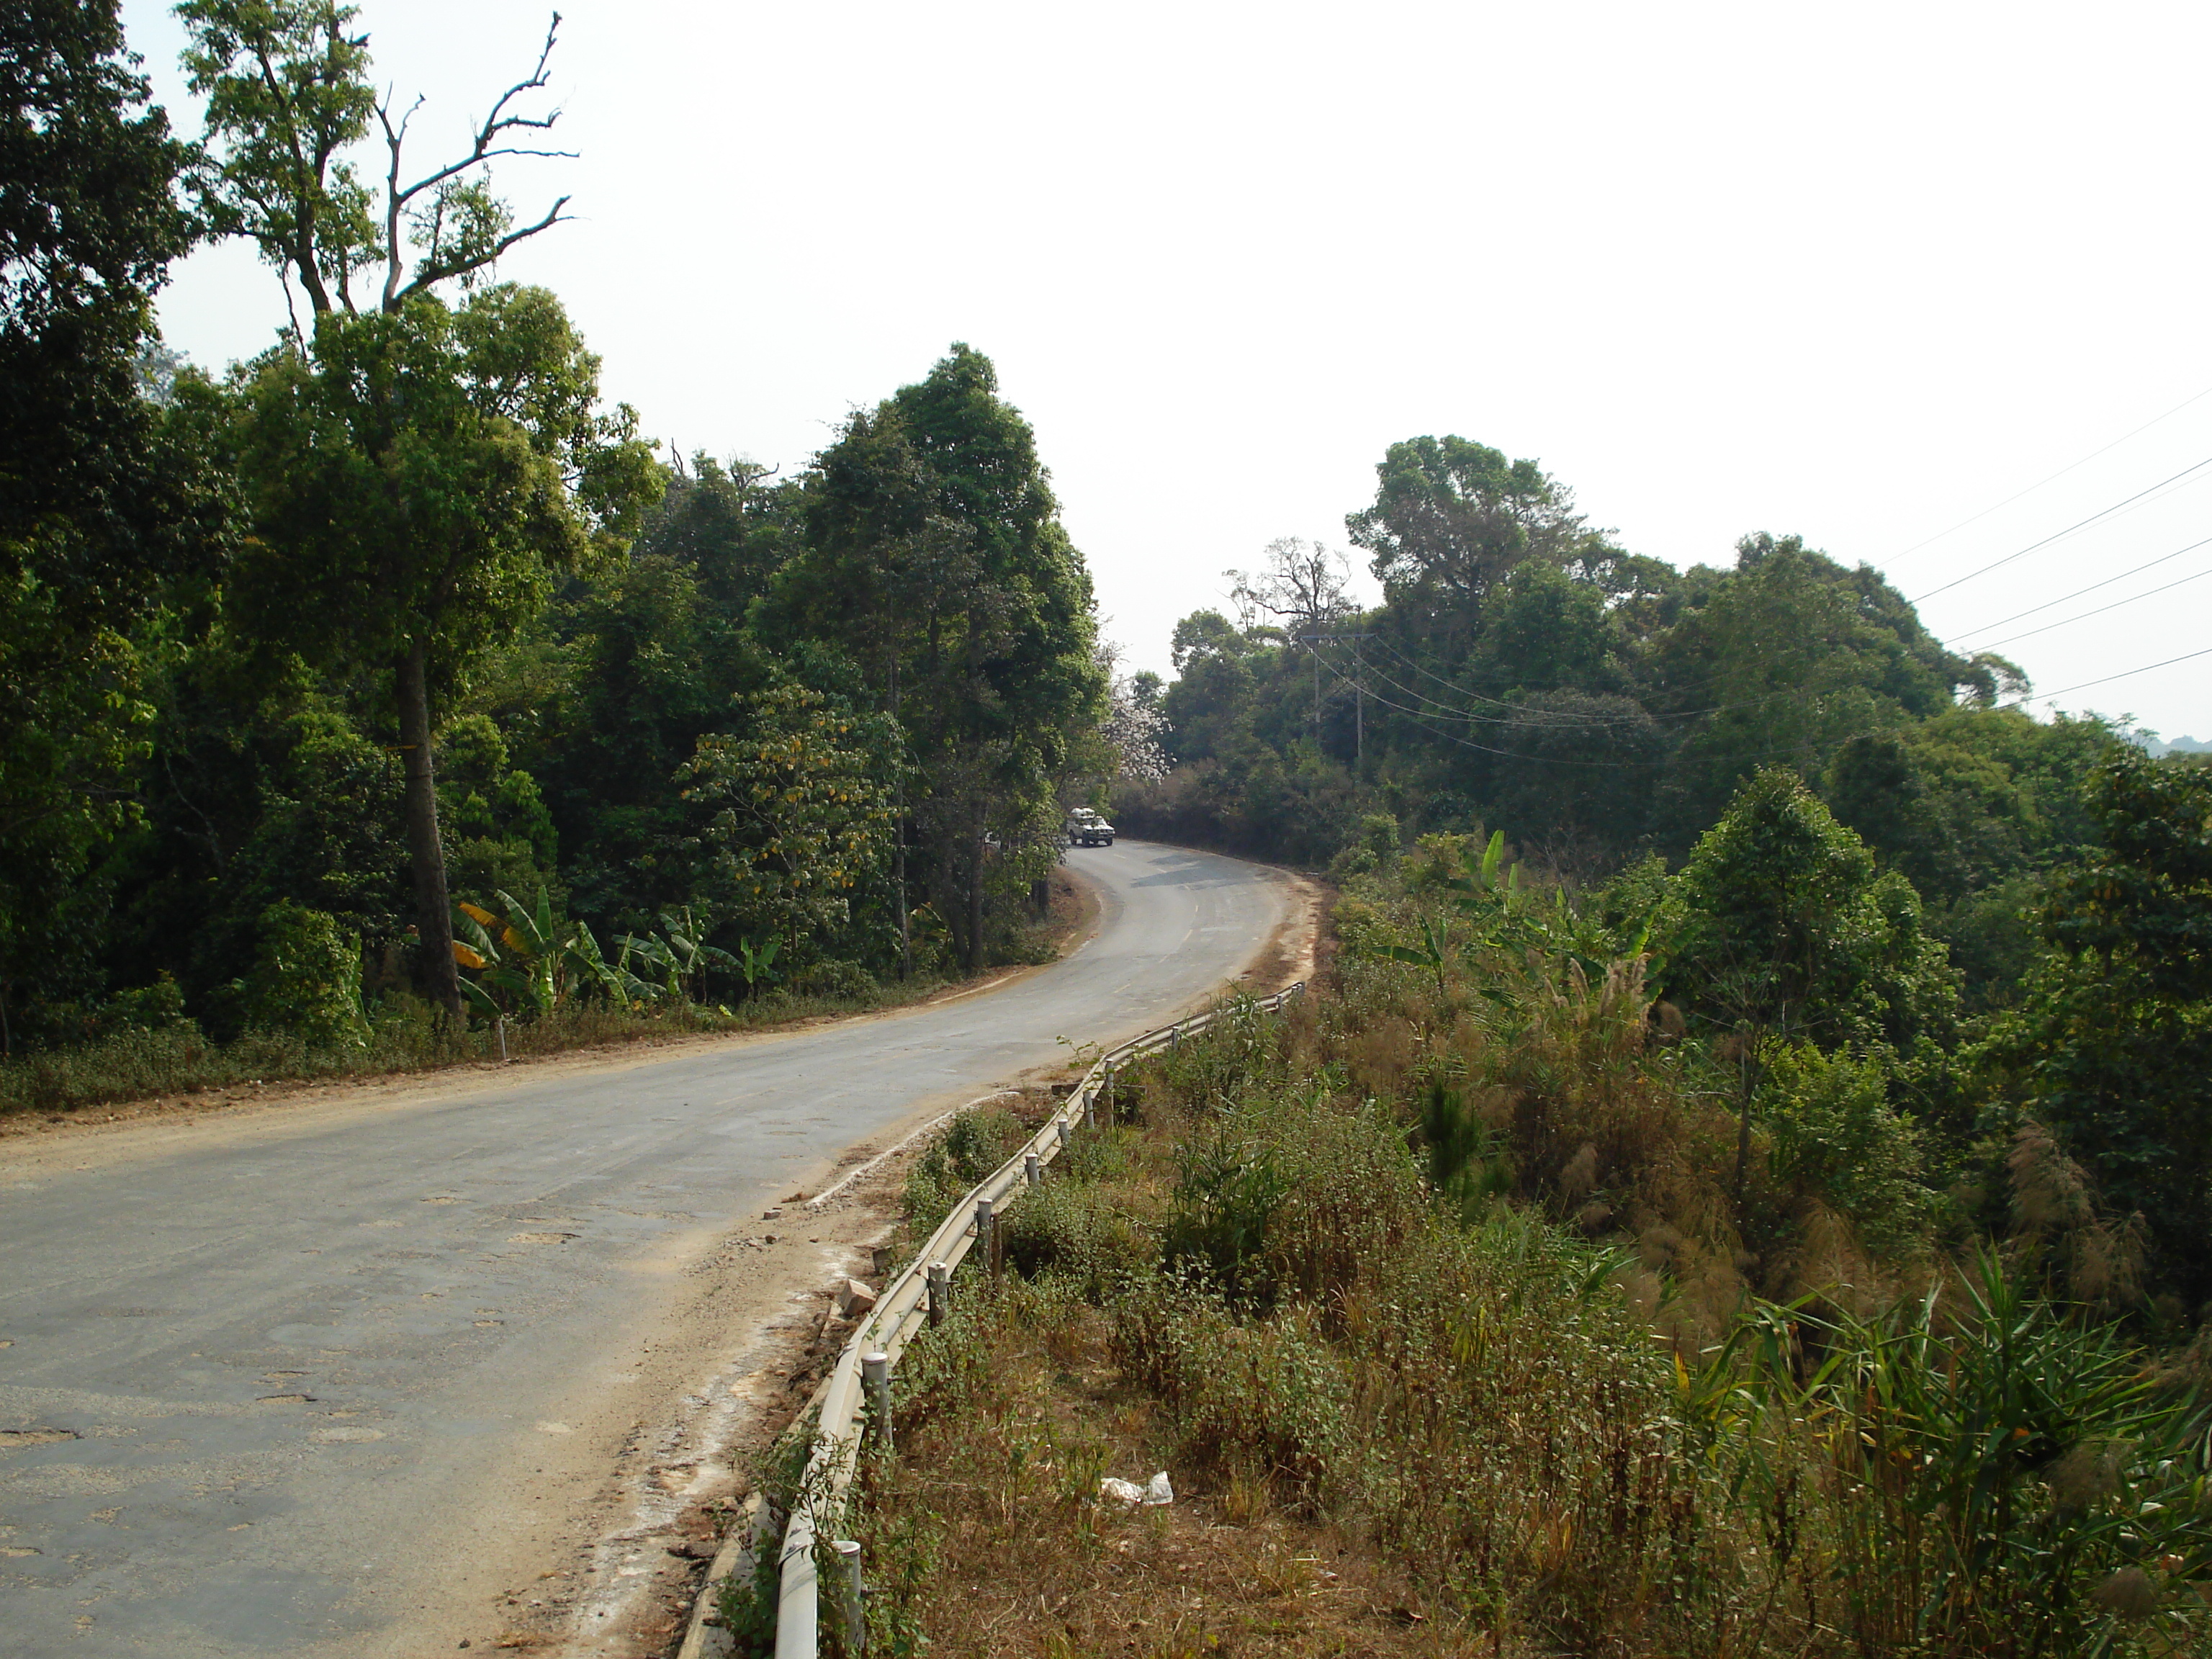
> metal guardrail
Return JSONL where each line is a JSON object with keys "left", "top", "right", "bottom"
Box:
{"left": 770, "top": 982, "right": 1307, "bottom": 1657}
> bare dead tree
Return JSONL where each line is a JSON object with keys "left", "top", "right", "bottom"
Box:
{"left": 1225, "top": 536, "right": 1357, "bottom": 635}
{"left": 375, "top": 13, "right": 575, "bottom": 310}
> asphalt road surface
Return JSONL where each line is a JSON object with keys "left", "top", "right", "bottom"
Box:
{"left": 0, "top": 840, "right": 1292, "bottom": 1658}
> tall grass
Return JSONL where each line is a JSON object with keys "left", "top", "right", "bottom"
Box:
{"left": 842, "top": 962, "right": 2212, "bottom": 1655}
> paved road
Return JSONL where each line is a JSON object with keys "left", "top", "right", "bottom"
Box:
{"left": 0, "top": 841, "right": 1290, "bottom": 1657}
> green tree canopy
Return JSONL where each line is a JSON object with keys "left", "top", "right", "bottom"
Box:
{"left": 1346, "top": 436, "right": 1622, "bottom": 630}
{"left": 763, "top": 343, "right": 1104, "bottom": 970}
{"left": 0, "top": 0, "right": 210, "bottom": 1049}
{"left": 1978, "top": 750, "right": 2212, "bottom": 1297}
{"left": 1664, "top": 767, "right": 1956, "bottom": 1056}
{"left": 229, "top": 287, "right": 656, "bottom": 1015}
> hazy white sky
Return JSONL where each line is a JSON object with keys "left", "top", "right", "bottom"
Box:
{"left": 122, "top": 0, "right": 2212, "bottom": 738}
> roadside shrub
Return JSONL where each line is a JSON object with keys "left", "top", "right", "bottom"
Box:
{"left": 902, "top": 1103, "right": 1027, "bottom": 1235}
{"left": 1159, "top": 1129, "right": 1288, "bottom": 1304}
{"left": 1715, "top": 1252, "right": 2212, "bottom": 1655}
{"left": 1264, "top": 1089, "right": 1430, "bottom": 1304}
{"left": 792, "top": 958, "right": 878, "bottom": 1004}
{"left": 1001, "top": 1177, "right": 1152, "bottom": 1298}
{"left": 852, "top": 922, "right": 2212, "bottom": 1658}
{"left": 239, "top": 900, "right": 367, "bottom": 1047}
{"left": 1113, "top": 1272, "right": 1347, "bottom": 1503}
{"left": 1763, "top": 1042, "right": 1937, "bottom": 1255}
{"left": 104, "top": 974, "right": 189, "bottom": 1033}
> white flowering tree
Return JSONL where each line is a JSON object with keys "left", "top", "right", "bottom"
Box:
{"left": 1102, "top": 671, "right": 1172, "bottom": 783}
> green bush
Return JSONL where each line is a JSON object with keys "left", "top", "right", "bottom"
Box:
{"left": 1002, "top": 1175, "right": 1153, "bottom": 1298}
{"left": 238, "top": 900, "right": 367, "bottom": 1047}
{"left": 1111, "top": 1269, "right": 1346, "bottom": 1501}
{"left": 902, "top": 1104, "right": 1026, "bottom": 1235}
{"left": 1159, "top": 1130, "right": 1288, "bottom": 1305}
{"left": 1762, "top": 1043, "right": 1937, "bottom": 1254}
{"left": 793, "top": 957, "right": 878, "bottom": 1003}
{"left": 104, "top": 974, "right": 189, "bottom": 1033}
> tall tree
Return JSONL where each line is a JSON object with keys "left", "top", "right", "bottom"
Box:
{"left": 1979, "top": 750, "right": 2212, "bottom": 1293}
{"left": 1662, "top": 768, "right": 1956, "bottom": 1202}
{"left": 1647, "top": 534, "right": 1980, "bottom": 846}
{"left": 1346, "top": 436, "right": 1622, "bottom": 644}
{"left": 181, "top": 1, "right": 652, "bottom": 1018}
{"left": 179, "top": 0, "right": 571, "bottom": 323}
{"left": 228, "top": 287, "right": 654, "bottom": 1018}
{"left": 1226, "top": 537, "right": 1354, "bottom": 636}
{"left": 765, "top": 346, "right": 1105, "bottom": 971}
{"left": 0, "top": 0, "right": 207, "bottom": 1048}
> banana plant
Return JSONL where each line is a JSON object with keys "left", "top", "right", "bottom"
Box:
{"left": 452, "top": 900, "right": 536, "bottom": 1017}
{"left": 662, "top": 907, "right": 739, "bottom": 1000}
{"left": 616, "top": 930, "right": 683, "bottom": 1000}
{"left": 1377, "top": 913, "right": 1455, "bottom": 996}
{"left": 451, "top": 889, "right": 665, "bottom": 1018}
{"left": 488, "top": 887, "right": 565, "bottom": 1014}
{"left": 565, "top": 918, "right": 662, "bottom": 1009}
{"left": 618, "top": 907, "right": 739, "bottom": 1004}
{"left": 1436, "top": 830, "right": 1629, "bottom": 980}
{"left": 1437, "top": 830, "right": 1524, "bottom": 940}
{"left": 734, "top": 935, "right": 781, "bottom": 994}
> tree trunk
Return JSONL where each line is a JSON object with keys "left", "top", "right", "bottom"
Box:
{"left": 965, "top": 808, "right": 986, "bottom": 976}
{"left": 896, "top": 827, "right": 910, "bottom": 981}
{"left": 966, "top": 865, "right": 984, "bottom": 975}
{"left": 1730, "top": 1028, "right": 1761, "bottom": 1210}
{"left": 397, "top": 642, "right": 464, "bottom": 1023}
{"left": 891, "top": 659, "right": 909, "bottom": 982}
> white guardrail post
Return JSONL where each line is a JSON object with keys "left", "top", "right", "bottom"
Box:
{"left": 768, "top": 982, "right": 1303, "bottom": 1658}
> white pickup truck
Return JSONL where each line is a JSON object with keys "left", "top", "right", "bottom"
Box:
{"left": 1065, "top": 807, "right": 1116, "bottom": 847}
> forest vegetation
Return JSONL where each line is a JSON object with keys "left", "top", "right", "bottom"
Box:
{"left": 10, "top": 6, "right": 2212, "bottom": 1647}
{"left": 1, "top": 1, "right": 1151, "bottom": 1110}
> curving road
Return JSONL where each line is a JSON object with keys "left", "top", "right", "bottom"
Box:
{"left": 0, "top": 841, "right": 1292, "bottom": 1658}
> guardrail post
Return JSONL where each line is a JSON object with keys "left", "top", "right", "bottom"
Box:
{"left": 1170, "top": 1022, "right": 1180, "bottom": 1052}
{"left": 775, "top": 1506, "right": 818, "bottom": 1659}
{"left": 1023, "top": 1150, "right": 1041, "bottom": 1187}
{"left": 926, "top": 1260, "right": 949, "bottom": 1328}
{"left": 862, "top": 1350, "right": 892, "bottom": 1455}
{"left": 975, "top": 1196, "right": 998, "bottom": 1279}
{"left": 1056, "top": 1117, "right": 1071, "bottom": 1154}
{"left": 833, "top": 1538, "right": 866, "bottom": 1656}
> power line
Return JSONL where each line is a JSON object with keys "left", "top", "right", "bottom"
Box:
{"left": 1353, "top": 644, "right": 1652, "bottom": 729}
{"left": 1357, "top": 632, "right": 1880, "bottom": 733}
{"left": 1313, "top": 653, "right": 1855, "bottom": 773}
{"left": 1910, "top": 455, "right": 2212, "bottom": 604}
{"left": 1946, "top": 533, "right": 2212, "bottom": 643}
{"left": 1970, "top": 563, "right": 2212, "bottom": 653}
{"left": 2037, "top": 644, "right": 2212, "bottom": 703}
{"left": 1886, "top": 379, "right": 2212, "bottom": 567}
{"left": 1344, "top": 675, "right": 1677, "bottom": 769}
{"left": 1364, "top": 631, "right": 1619, "bottom": 718}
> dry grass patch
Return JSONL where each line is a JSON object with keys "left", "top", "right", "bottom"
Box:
{"left": 866, "top": 1281, "right": 1475, "bottom": 1659}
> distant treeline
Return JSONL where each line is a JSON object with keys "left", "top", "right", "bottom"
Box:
{"left": 1112, "top": 435, "right": 2202, "bottom": 1012}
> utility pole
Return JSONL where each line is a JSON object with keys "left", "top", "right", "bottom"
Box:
{"left": 1354, "top": 639, "right": 1363, "bottom": 765}
{"left": 1298, "top": 632, "right": 1372, "bottom": 764}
